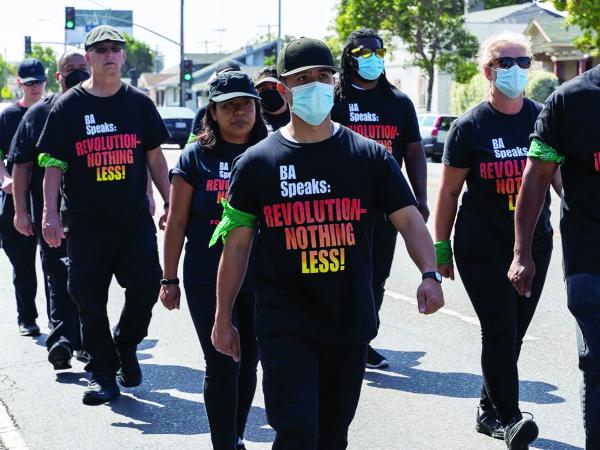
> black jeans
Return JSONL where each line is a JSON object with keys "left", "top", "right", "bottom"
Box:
{"left": 455, "top": 237, "right": 552, "bottom": 425}
{"left": 371, "top": 214, "right": 398, "bottom": 330}
{"left": 0, "top": 192, "right": 38, "bottom": 326}
{"left": 566, "top": 273, "right": 600, "bottom": 449}
{"left": 66, "top": 219, "right": 161, "bottom": 374}
{"left": 185, "top": 285, "right": 258, "bottom": 450}
{"left": 258, "top": 333, "right": 367, "bottom": 450}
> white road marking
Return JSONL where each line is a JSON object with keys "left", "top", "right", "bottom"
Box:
{"left": 0, "top": 399, "right": 28, "bottom": 450}
{"left": 386, "top": 289, "right": 539, "bottom": 341}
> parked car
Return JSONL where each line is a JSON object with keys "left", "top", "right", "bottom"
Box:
{"left": 417, "top": 113, "right": 457, "bottom": 162}
{"left": 157, "top": 106, "right": 195, "bottom": 148}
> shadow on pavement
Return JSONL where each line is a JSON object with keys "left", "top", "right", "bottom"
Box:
{"left": 532, "top": 438, "right": 583, "bottom": 450}
{"left": 363, "top": 350, "right": 564, "bottom": 405}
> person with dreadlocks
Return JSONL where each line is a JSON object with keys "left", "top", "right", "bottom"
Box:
{"left": 332, "top": 28, "right": 427, "bottom": 369}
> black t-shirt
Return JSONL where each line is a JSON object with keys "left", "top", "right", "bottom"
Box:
{"left": 228, "top": 126, "right": 416, "bottom": 345}
{"left": 531, "top": 65, "right": 600, "bottom": 275}
{"left": 170, "top": 140, "right": 254, "bottom": 290}
{"left": 444, "top": 99, "right": 552, "bottom": 255}
{"left": 37, "top": 83, "right": 170, "bottom": 231}
{"left": 0, "top": 101, "right": 28, "bottom": 224}
{"left": 9, "top": 94, "right": 60, "bottom": 225}
{"left": 191, "top": 105, "right": 207, "bottom": 136}
{"left": 263, "top": 108, "right": 290, "bottom": 133}
{"left": 332, "top": 84, "right": 421, "bottom": 167}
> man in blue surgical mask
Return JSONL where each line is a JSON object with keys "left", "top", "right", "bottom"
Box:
{"left": 211, "top": 37, "right": 444, "bottom": 449}
{"left": 332, "top": 28, "right": 427, "bottom": 370}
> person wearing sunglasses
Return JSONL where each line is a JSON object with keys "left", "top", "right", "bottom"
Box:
{"left": 332, "top": 28, "right": 427, "bottom": 370}
{"left": 434, "top": 31, "right": 561, "bottom": 449}
{"left": 0, "top": 58, "right": 46, "bottom": 338}
{"left": 254, "top": 66, "right": 290, "bottom": 133}
{"left": 37, "top": 26, "right": 171, "bottom": 405}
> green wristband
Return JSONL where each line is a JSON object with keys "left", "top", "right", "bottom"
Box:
{"left": 208, "top": 199, "right": 257, "bottom": 247}
{"left": 187, "top": 133, "right": 196, "bottom": 144}
{"left": 435, "top": 240, "right": 453, "bottom": 265}
{"left": 0, "top": 149, "right": 5, "bottom": 160}
{"left": 38, "top": 153, "right": 68, "bottom": 172}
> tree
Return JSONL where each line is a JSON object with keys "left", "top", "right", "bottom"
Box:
{"left": 335, "top": 0, "right": 479, "bottom": 111}
{"left": 483, "top": 0, "right": 529, "bottom": 9}
{"left": 553, "top": 0, "right": 600, "bottom": 57}
{"left": 122, "top": 33, "right": 156, "bottom": 76}
{"left": 0, "top": 54, "right": 15, "bottom": 92}
{"left": 30, "top": 44, "right": 59, "bottom": 93}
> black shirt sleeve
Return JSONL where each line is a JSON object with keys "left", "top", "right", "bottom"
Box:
{"left": 191, "top": 106, "right": 207, "bottom": 135}
{"left": 531, "top": 90, "right": 565, "bottom": 155}
{"left": 442, "top": 114, "right": 472, "bottom": 168}
{"left": 400, "top": 95, "right": 421, "bottom": 143}
{"left": 0, "top": 111, "right": 10, "bottom": 159}
{"left": 227, "top": 152, "right": 259, "bottom": 216}
{"left": 169, "top": 143, "right": 200, "bottom": 186}
{"left": 10, "top": 110, "right": 39, "bottom": 164}
{"left": 374, "top": 145, "right": 417, "bottom": 214}
{"left": 143, "top": 99, "right": 170, "bottom": 150}
{"left": 37, "top": 103, "right": 69, "bottom": 163}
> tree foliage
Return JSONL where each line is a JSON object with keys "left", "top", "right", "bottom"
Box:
{"left": 0, "top": 54, "right": 15, "bottom": 92}
{"left": 527, "top": 69, "right": 559, "bottom": 103}
{"left": 30, "top": 44, "right": 58, "bottom": 93}
{"left": 122, "top": 33, "right": 156, "bottom": 76}
{"left": 335, "top": 0, "right": 479, "bottom": 111}
{"left": 553, "top": 0, "right": 600, "bottom": 57}
{"left": 483, "top": 0, "right": 529, "bottom": 9}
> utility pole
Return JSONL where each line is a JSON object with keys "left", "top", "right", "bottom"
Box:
{"left": 277, "top": 0, "right": 282, "bottom": 57}
{"left": 179, "top": 0, "right": 185, "bottom": 107}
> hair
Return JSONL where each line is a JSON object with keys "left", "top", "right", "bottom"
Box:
{"left": 335, "top": 28, "right": 396, "bottom": 102}
{"left": 196, "top": 98, "right": 268, "bottom": 151}
{"left": 57, "top": 50, "right": 86, "bottom": 72}
{"left": 478, "top": 31, "right": 533, "bottom": 74}
{"left": 256, "top": 66, "right": 277, "bottom": 82}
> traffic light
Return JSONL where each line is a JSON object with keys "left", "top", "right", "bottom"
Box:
{"left": 183, "top": 59, "right": 193, "bottom": 82}
{"left": 24, "top": 36, "right": 32, "bottom": 55}
{"left": 65, "top": 7, "right": 76, "bottom": 30}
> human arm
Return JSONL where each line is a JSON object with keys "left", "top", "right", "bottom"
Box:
{"left": 403, "top": 140, "right": 429, "bottom": 222}
{"left": 41, "top": 167, "right": 64, "bottom": 248}
{"left": 12, "top": 162, "right": 34, "bottom": 236}
{"left": 146, "top": 171, "right": 155, "bottom": 216}
{"left": 551, "top": 169, "right": 562, "bottom": 196}
{"left": 0, "top": 159, "right": 11, "bottom": 194}
{"left": 146, "top": 147, "right": 170, "bottom": 230}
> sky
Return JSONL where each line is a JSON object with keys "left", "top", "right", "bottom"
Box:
{"left": 1, "top": 0, "right": 339, "bottom": 68}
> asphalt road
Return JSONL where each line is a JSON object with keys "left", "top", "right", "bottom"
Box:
{"left": 0, "top": 153, "right": 585, "bottom": 450}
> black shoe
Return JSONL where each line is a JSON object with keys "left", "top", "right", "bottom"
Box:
{"left": 73, "top": 350, "right": 91, "bottom": 363}
{"left": 475, "top": 406, "right": 504, "bottom": 439}
{"left": 48, "top": 342, "right": 73, "bottom": 370}
{"left": 19, "top": 322, "right": 40, "bottom": 337}
{"left": 366, "top": 345, "right": 389, "bottom": 369}
{"left": 504, "top": 413, "right": 539, "bottom": 449}
{"left": 82, "top": 374, "right": 120, "bottom": 405}
{"left": 116, "top": 345, "right": 142, "bottom": 387}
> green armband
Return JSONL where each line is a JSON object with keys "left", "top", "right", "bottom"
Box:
{"left": 208, "top": 199, "right": 257, "bottom": 247}
{"left": 0, "top": 149, "right": 5, "bottom": 160}
{"left": 528, "top": 139, "right": 565, "bottom": 165}
{"left": 38, "top": 153, "right": 68, "bottom": 172}
{"left": 435, "top": 240, "right": 453, "bottom": 265}
{"left": 187, "top": 132, "right": 196, "bottom": 144}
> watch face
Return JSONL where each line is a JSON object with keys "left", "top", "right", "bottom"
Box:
{"left": 435, "top": 272, "right": 442, "bottom": 283}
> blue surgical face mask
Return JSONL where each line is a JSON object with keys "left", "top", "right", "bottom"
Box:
{"left": 493, "top": 65, "right": 528, "bottom": 99}
{"left": 287, "top": 81, "right": 334, "bottom": 126}
{"left": 357, "top": 55, "right": 385, "bottom": 81}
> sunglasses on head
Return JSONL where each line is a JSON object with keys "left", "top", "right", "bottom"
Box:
{"left": 489, "top": 56, "right": 532, "bottom": 69}
{"left": 351, "top": 47, "right": 387, "bottom": 59}
{"left": 23, "top": 80, "right": 44, "bottom": 87}
{"left": 91, "top": 45, "right": 124, "bottom": 54}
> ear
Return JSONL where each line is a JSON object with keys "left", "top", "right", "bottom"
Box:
{"left": 483, "top": 65, "right": 494, "bottom": 82}
{"left": 55, "top": 71, "right": 60, "bottom": 82}
{"left": 276, "top": 82, "right": 291, "bottom": 104}
{"left": 84, "top": 52, "right": 91, "bottom": 63}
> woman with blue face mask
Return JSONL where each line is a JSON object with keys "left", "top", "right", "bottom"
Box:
{"left": 434, "top": 32, "right": 562, "bottom": 449}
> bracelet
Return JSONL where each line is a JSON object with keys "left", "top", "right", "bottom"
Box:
{"left": 160, "top": 278, "right": 179, "bottom": 285}
{"left": 163, "top": 201, "right": 170, "bottom": 209}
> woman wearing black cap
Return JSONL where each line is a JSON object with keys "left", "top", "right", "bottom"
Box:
{"left": 160, "top": 71, "right": 267, "bottom": 450}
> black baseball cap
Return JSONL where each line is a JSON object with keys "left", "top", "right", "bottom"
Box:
{"left": 84, "top": 25, "right": 126, "bottom": 51}
{"left": 18, "top": 58, "right": 47, "bottom": 83}
{"left": 255, "top": 67, "right": 279, "bottom": 87}
{"left": 276, "top": 37, "right": 340, "bottom": 78}
{"left": 215, "top": 59, "right": 241, "bottom": 75}
{"left": 208, "top": 71, "right": 261, "bottom": 103}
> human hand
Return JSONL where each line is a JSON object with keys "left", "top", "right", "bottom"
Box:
{"left": 416, "top": 279, "right": 444, "bottom": 314}
{"left": 211, "top": 320, "right": 240, "bottom": 362}
{"left": 159, "top": 284, "right": 180, "bottom": 310}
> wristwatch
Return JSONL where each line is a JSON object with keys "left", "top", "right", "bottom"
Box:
{"left": 422, "top": 271, "right": 442, "bottom": 283}
{"left": 160, "top": 278, "right": 179, "bottom": 286}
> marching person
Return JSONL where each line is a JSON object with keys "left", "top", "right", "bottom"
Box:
{"left": 332, "top": 29, "right": 428, "bottom": 369}
{"left": 211, "top": 37, "right": 444, "bottom": 450}
{"left": 10, "top": 51, "right": 90, "bottom": 369}
{"left": 0, "top": 58, "right": 46, "bottom": 337}
{"left": 37, "top": 26, "right": 171, "bottom": 405}
{"left": 254, "top": 66, "right": 290, "bottom": 132}
{"left": 160, "top": 71, "right": 267, "bottom": 450}
{"left": 509, "top": 57, "right": 600, "bottom": 450}
{"left": 435, "top": 32, "right": 560, "bottom": 449}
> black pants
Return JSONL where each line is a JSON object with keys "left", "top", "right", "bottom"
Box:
{"left": 66, "top": 219, "right": 161, "bottom": 374}
{"left": 258, "top": 333, "right": 367, "bottom": 450}
{"left": 455, "top": 237, "right": 552, "bottom": 425}
{"left": 185, "top": 285, "right": 258, "bottom": 450}
{"left": 371, "top": 214, "right": 398, "bottom": 330}
{"left": 0, "top": 192, "right": 38, "bottom": 326}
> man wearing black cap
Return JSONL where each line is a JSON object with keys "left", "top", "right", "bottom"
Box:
{"left": 37, "top": 25, "right": 171, "bottom": 405}
{"left": 0, "top": 58, "right": 46, "bottom": 337}
{"left": 211, "top": 37, "right": 444, "bottom": 449}
{"left": 254, "top": 66, "right": 290, "bottom": 133}
{"left": 189, "top": 59, "right": 242, "bottom": 140}
{"left": 10, "top": 51, "right": 91, "bottom": 370}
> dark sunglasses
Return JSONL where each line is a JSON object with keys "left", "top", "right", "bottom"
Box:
{"left": 23, "top": 80, "right": 45, "bottom": 87}
{"left": 91, "top": 45, "right": 124, "bottom": 54}
{"left": 489, "top": 56, "right": 532, "bottom": 69}
{"left": 350, "top": 47, "right": 387, "bottom": 59}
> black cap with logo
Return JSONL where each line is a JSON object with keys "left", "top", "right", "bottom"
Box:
{"left": 208, "top": 71, "right": 261, "bottom": 103}
{"left": 276, "top": 37, "right": 340, "bottom": 78}
{"left": 214, "top": 59, "right": 242, "bottom": 75}
{"left": 18, "top": 58, "right": 47, "bottom": 83}
{"left": 84, "top": 25, "right": 126, "bottom": 51}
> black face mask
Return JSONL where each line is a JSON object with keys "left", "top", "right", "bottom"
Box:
{"left": 259, "top": 89, "right": 285, "bottom": 113}
{"left": 64, "top": 69, "right": 90, "bottom": 89}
